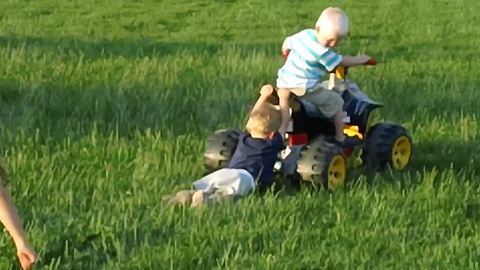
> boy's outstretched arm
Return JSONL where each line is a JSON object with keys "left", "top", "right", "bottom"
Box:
{"left": 251, "top": 84, "right": 275, "bottom": 115}
{"left": 0, "top": 184, "right": 37, "bottom": 270}
{"left": 340, "top": 55, "right": 372, "bottom": 67}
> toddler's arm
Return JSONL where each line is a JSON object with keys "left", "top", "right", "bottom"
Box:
{"left": 251, "top": 84, "right": 275, "bottom": 115}
{"left": 340, "top": 55, "right": 372, "bottom": 67}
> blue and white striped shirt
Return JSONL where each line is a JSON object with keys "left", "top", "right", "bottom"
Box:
{"left": 277, "top": 29, "right": 342, "bottom": 92}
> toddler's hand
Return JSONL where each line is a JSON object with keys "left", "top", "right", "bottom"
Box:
{"left": 260, "top": 85, "right": 274, "bottom": 96}
{"left": 16, "top": 243, "right": 37, "bottom": 270}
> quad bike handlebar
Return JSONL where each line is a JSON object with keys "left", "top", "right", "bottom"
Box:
{"left": 333, "top": 57, "right": 376, "bottom": 80}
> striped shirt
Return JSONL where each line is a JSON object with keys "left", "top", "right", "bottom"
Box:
{"left": 277, "top": 29, "right": 342, "bottom": 92}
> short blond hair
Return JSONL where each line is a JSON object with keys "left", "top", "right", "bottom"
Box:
{"left": 316, "top": 7, "right": 349, "bottom": 39}
{"left": 246, "top": 103, "right": 282, "bottom": 136}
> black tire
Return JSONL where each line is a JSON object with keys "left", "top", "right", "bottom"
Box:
{"left": 203, "top": 129, "right": 241, "bottom": 172}
{"left": 362, "top": 123, "right": 412, "bottom": 171}
{"left": 297, "top": 136, "right": 346, "bottom": 189}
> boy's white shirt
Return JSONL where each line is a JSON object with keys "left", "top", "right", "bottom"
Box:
{"left": 277, "top": 29, "right": 342, "bottom": 91}
{"left": 192, "top": 168, "right": 255, "bottom": 196}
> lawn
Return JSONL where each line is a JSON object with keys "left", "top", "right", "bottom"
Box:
{"left": 0, "top": 0, "right": 479, "bottom": 269}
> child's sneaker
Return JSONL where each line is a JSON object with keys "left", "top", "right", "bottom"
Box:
{"left": 204, "top": 187, "right": 233, "bottom": 204}
{"left": 191, "top": 190, "right": 205, "bottom": 207}
{"left": 163, "top": 190, "right": 195, "bottom": 206}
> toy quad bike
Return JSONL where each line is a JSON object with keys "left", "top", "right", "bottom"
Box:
{"left": 203, "top": 59, "right": 412, "bottom": 190}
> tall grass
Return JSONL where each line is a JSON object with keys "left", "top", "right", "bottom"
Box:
{"left": 0, "top": 0, "right": 478, "bottom": 269}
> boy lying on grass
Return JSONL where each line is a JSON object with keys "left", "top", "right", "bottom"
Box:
{"left": 0, "top": 165, "right": 37, "bottom": 269}
{"left": 164, "top": 84, "right": 285, "bottom": 207}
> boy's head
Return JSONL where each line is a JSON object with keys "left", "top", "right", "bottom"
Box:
{"left": 246, "top": 103, "right": 282, "bottom": 138}
{"left": 315, "top": 7, "right": 349, "bottom": 48}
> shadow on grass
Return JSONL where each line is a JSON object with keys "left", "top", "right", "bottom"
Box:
{"left": 341, "top": 138, "right": 480, "bottom": 191}
{"left": 39, "top": 232, "right": 115, "bottom": 268}
{"left": 0, "top": 35, "right": 278, "bottom": 60}
{"left": 405, "top": 139, "right": 479, "bottom": 179}
{"left": 0, "top": 35, "right": 280, "bottom": 142}
{"left": 0, "top": 82, "right": 195, "bottom": 139}
{"left": 382, "top": 41, "right": 478, "bottom": 62}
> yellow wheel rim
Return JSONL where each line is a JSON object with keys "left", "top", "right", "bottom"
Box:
{"left": 327, "top": 155, "right": 346, "bottom": 189}
{"left": 391, "top": 136, "right": 412, "bottom": 170}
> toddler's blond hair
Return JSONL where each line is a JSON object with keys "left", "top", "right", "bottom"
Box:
{"left": 246, "top": 103, "right": 282, "bottom": 136}
{"left": 316, "top": 7, "right": 349, "bottom": 39}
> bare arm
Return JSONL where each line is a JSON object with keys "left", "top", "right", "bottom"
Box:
{"left": 0, "top": 185, "right": 27, "bottom": 248}
{"left": 340, "top": 55, "right": 371, "bottom": 67}
{"left": 251, "top": 84, "right": 275, "bottom": 115}
{"left": 0, "top": 184, "right": 37, "bottom": 269}
{"left": 277, "top": 89, "right": 291, "bottom": 138}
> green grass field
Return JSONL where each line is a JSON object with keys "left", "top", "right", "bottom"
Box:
{"left": 0, "top": 0, "right": 479, "bottom": 269}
